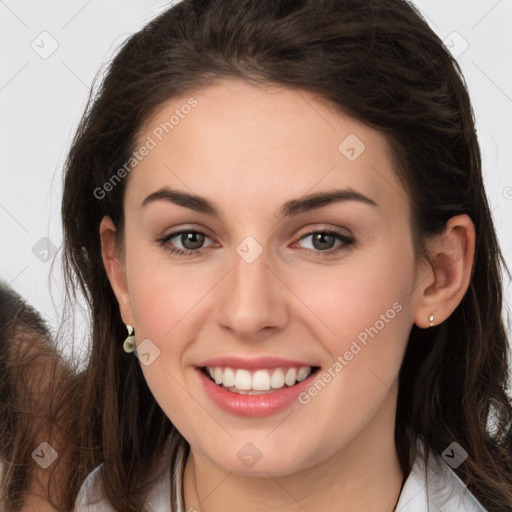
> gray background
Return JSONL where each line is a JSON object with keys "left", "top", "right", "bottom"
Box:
{"left": 1, "top": 0, "right": 511, "bottom": 354}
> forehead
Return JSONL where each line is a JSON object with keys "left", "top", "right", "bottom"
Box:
{"left": 128, "top": 79, "right": 407, "bottom": 216}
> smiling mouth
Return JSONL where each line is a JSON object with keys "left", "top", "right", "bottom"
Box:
{"left": 200, "top": 365, "right": 321, "bottom": 395}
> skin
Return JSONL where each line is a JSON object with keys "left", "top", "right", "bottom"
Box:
{"left": 101, "top": 79, "right": 475, "bottom": 512}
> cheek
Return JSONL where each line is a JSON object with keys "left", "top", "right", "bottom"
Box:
{"left": 124, "top": 259, "right": 202, "bottom": 429}
{"left": 287, "top": 252, "right": 414, "bottom": 450}
{"left": 126, "top": 253, "right": 212, "bottom": 343}
{"left": 286, "top": 245, "right": 415, "bottom": 422}
{"left": 288, "top": 244, "right": 415, "bottom": 357}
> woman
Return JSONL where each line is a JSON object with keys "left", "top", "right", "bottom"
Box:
{"left": 4, "top": 0, "right": 512, "bottom": 510}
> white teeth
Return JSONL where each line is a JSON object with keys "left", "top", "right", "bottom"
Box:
{"left": 234, "top": 369, "right": 252, "bottom": 390}
{"left": 284, "top": 367, "right": 297, "bottom": 386}
{"left": 270, "top": 368, "right": 285, "bottom": 389}
{"left": 252, "top": 370, "right": 271, "bottom": 391}
{"left": 223, "top": 367, "right": 236, "bottom": 388}
{"left": 204, "top": 365, "right": 314, "bottom": 393}
{"left": 297, "top": 367, "right": 311, "bottom": 382}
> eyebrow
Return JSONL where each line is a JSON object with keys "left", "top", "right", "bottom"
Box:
{"left": 141, "top": 187, "right": 378, "bottom": 219}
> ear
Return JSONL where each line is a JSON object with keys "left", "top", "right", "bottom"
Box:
{"left": 413, "top": 214, "right": 475, "bottom": 329}
{"left": 99, "top": 216, "right": 134, "bottom": 327}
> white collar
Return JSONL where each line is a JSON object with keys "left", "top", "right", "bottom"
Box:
{"left": 395, "top": 438, "right": 487, "bottom": 511}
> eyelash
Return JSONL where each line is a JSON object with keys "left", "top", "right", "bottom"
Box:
{"left": 157, "top": 229, "right": 355, "bottom": 258}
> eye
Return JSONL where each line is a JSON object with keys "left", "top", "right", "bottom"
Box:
{"left": 157, "top": 228, "right": 354, "bottom": 258}
{"left": 294, "top": 230, "right": 354, "bottom": 256}
{"left": 157, "top": 229, "right": 216, "bottom": 256}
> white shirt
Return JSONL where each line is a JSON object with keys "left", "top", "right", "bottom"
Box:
{"left": 74, "top": 436, "right": 488, "bottom": 511}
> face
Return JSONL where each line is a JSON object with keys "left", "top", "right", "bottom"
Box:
{"left": 104, "top": 79, "right": 428, "bottom": 477}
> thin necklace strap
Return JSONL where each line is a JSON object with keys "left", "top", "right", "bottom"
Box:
{"left": 174, "top": 444, "right": 407, "bottom": 512}
{"left": 171, "top": 435, "right": 188, "bottom": 511}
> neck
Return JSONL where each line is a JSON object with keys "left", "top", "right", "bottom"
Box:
{"left": 183, "top": 386, "right": 404, "bottom": 512}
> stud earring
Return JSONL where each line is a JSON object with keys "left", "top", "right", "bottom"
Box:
{"left": 428, "top": 315, "right": 435, "bottom": 327}
{"left": 123, "top": 325, "right": 136, "bottom": 353}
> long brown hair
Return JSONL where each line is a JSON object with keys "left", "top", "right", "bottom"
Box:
{"left": 10, "top": 0, "right": 512, "bottom": 510}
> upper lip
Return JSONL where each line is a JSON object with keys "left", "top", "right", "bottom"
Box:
{"left": 197, "top": 356, "right": 319, "bottom": 370}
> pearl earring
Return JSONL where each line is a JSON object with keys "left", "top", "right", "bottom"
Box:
{"left": 428, "top": 315, "right": 434, "bottom": 327}
{"left": 123, "top": 325, "right": 136, "bottom": 353}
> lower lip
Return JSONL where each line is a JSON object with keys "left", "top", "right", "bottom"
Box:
{"left": 195, "top": 367, "right": 319, "bottom": 417}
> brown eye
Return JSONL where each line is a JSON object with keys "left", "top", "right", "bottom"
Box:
{"left": 157, "top": 229, "right": 215, "bottom": 256}
{"left": 179, "top": 232, "right": 205, "bottom": 250}
{"left": 296, "top": 230, "right": 354, "bottom": 256}
{"left": 310, "top": 232, "right": 337, "bottom": 251}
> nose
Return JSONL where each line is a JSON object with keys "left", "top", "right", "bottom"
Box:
{"left": 215, "top": 244, "right": 289, "bottom": 339}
